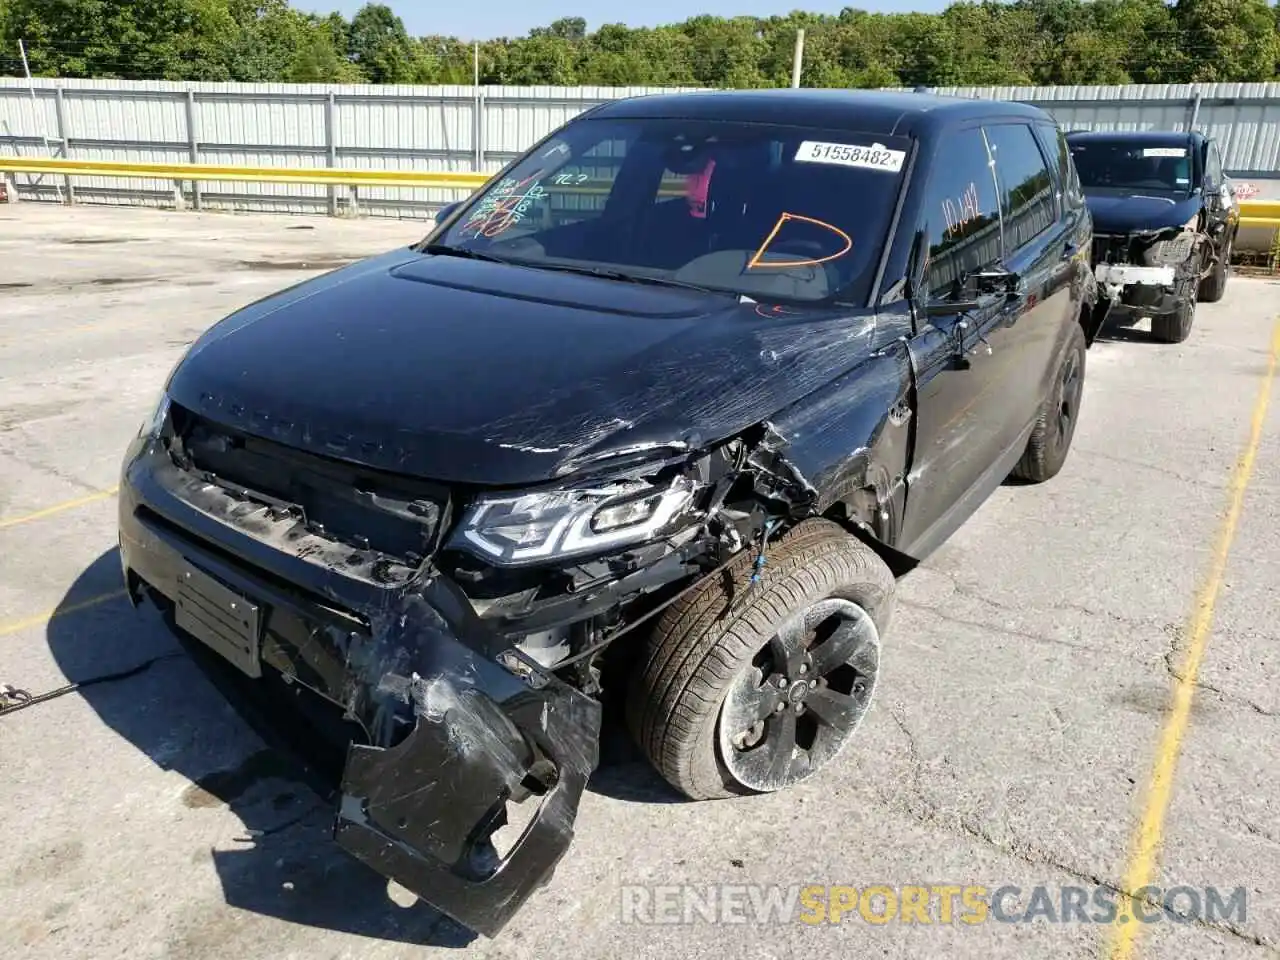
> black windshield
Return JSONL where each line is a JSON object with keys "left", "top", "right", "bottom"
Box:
{"left": 1068, "top": 140, "right": 1195, "bottom": 197}
{"left": 432, "top": 117, "right": 912, "bottom": 304}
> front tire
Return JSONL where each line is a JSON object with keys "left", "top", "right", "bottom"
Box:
{"left": 1198, "top": 236, "right": 1231, "bottom": 303}
{"left": 1011, "top": 321, "right": 1086, "bottom": 483}
{"left": 626, "top": 519, "right": 896, "bottom": 801}
{"left": 1150, "top": 295, "right": 1195, "bottom": 344}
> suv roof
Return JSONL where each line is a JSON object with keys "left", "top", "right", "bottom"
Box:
{"left": 589, "top": 88, "right": 1053, "bottom": 139}
{"left": 1066, "top": 129, "right": 1205, "bottom": 148}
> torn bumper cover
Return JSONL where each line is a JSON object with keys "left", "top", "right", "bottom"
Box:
{"left": 117, "top": 448, "right": 602, "bottom": 938}
{"left": 335, "top": 648, "right": 601, "bottom": 938}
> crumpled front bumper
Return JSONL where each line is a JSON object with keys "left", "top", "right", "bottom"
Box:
{"left": 1095, "top": 262, "right": 1175, "bottom": 292}
{"left": 117, "top": 440, "right": 602, "bottom": 937}
{"left": 1093, "top": 262, "right": 1183, "bottom": 317}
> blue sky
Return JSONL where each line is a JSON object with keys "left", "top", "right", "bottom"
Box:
{"left": 299, "top": 1, "right": 952, "bottom": 42}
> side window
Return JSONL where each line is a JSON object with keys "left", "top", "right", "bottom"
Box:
{"left": 1034, "top": 123, "right": 1063, "bottom": 199}
{"left": 1046, "top": 125, "right": 1084, "bottom": 204}
{"left": 919, "top": 127, "right": 1003, "bottom": 299}
{"left": 984, "top": 122, "right": 1057, "bottom": 252}
{"left": 1204, "top": 140, "right": 1223, "bottom": 190}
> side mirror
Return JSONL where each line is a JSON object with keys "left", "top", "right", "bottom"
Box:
{"left": 435, "top": 201, "right": 462, "bottom": 225}
{"left": 967, "top": 267, "right": 1020, "bottom": 298}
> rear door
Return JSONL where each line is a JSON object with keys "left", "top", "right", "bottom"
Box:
{"left": 982, "top": 120, "right": 1074, "bottom": 435}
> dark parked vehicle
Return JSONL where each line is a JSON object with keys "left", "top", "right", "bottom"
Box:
{"left": 1066, "top": 129, "right": 1240, "bottom": 343}
{"left": 118, "top": 89, "right": 1096, "bottom": 936}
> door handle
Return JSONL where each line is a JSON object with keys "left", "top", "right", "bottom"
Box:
{"left": 1061, "top": 241, "right": 1079, "bottom": 261}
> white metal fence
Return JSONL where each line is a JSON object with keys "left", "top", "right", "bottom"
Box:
{"left": 5, "top": 78, "right": 1280, "bottom": 217}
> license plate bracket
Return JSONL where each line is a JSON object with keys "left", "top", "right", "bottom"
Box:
{"left": 174, "top": 561, "right": 263, "bottom": 679}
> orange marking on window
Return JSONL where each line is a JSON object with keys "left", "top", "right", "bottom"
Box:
{"left": 746, "top": 212, "right": 853, "bottom": 270}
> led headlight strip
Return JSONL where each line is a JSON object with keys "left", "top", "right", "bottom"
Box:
{"left": 450, "top": 475, "right": 696, "bottom": 566}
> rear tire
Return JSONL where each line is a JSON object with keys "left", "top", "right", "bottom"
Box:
{"left": 1150, "top": 295, "right": 1195, "bottom": 344}
{"left": 626, "top": 519, "right": 896, "bottom": 801}
{"left": 1011, "top": 322, "right": 1086, "bottom": 484}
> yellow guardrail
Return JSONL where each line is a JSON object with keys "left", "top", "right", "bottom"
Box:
{"left": 0, "top": 155, "right": 493, "bottom": 190}
{"left": 6, "top": 154, "right": 1280, "bottom": 230}
{"left": 1237, "top": 199, "right": 1280, "bottom": 227}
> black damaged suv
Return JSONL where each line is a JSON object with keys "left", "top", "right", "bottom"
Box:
{"left": 118, "top": 90, "right": 1096, "bottom": 936}
{"left": 1066, "top": 129, "right": 1239, "bottom": 343}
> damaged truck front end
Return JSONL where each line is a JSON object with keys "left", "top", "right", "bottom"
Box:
{"left": 1091, "top": 222, "right": 1204, "bottom": 324}
{"left": 118, "top": 399, "right": 825, "bottom": 936}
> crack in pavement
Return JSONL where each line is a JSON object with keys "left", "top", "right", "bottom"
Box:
{"left": 900, "top": 599, "right": 1153, "bottom": 662}
{"left": 881, "top": 705, "right": 1278, "bottom": 952}
{"left": 0, "top": 446, "right": 101, "bottom": 495}
{"left": 1074, "top": 446, "right": 1215, "bottom": 488}
{"left": 1163, "top": 636, "right": 1278, "bottom": 718}
{"left": 915, "top": 567, "right": 1166, "bottom": 634}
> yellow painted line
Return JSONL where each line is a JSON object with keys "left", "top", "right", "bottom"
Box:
{"left": 1107, "top": 317, "right": 1280, "bottom": 959}
{"left": 0, "top": 486, "right": 119, "bottom": 531}
{"left": 0, "top": 589, "right": 129, "bottom": 638}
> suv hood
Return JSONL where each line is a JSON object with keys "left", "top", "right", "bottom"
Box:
{"left": 1082, "top": 190, "right": 1202, "bottom": 235}
{"left": 168, "top": 248, "right": 877, "bottom": 485}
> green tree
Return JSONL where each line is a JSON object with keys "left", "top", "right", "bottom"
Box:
{"left": 1173, "top": 0, "right": 1277, "bottom": 82}
{"left": 3, "top": 0, "right": 1280, "bottom": 89}
{"left": 0, "top": 0, "right": 237, "bottom": 80}
{"left": 347, "top": 2, "right": 414, "bottom": 83}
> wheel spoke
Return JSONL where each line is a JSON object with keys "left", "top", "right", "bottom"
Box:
{"left": 770, "top": 616, "right": 809, "bottom": 676}
{"left": 809, "top": 618, "right": 873, "bottom": 675}
{"left": 721, "top": 668, "right": 778, "bottom": 735}
{"left": 764, "top": 710, "right": 798, "bottom": 784}
{"left": 740, "top": 680, "right": 781, "bottom": 725}
{"left": 805, "top": 686, "right": 863, "bottom": 734}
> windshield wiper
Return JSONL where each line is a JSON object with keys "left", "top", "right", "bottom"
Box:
{"left": 421, "top": 242, "right": 511, "bottom": 264}
{"left": 526, "top": 262, "right": 732, "bottom": 296}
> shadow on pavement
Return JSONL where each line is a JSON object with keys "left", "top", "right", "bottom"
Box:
{"left": 1094, "top": 309, "right": 1153, "bottom": 344}
{"left": 47, "top": 548, "right": 690, "bottom": 942}
{"left": 47, "top": 548, "right": 475, "bottom": 949}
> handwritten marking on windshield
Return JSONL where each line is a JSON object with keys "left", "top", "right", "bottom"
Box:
{"left": 942, "top": 181, "right": 982, "bottom": 238}
{"left": 754, "top": 303, "right": 805, "bottom": 319}
{"left": 552, "top": 173, "right": 590, "bottom": 185}
{"left": 746, "top": 213, "right": 853, "bottom": 270}
{"left": 461, "top": 174, "right": 548, "bottom": 238}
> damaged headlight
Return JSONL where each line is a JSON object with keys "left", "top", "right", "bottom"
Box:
{"left": 450, "top": 475, "right": 696, "bottom": 566}
{"left": 138, "top": 390, "right": 171, "bottom": 440}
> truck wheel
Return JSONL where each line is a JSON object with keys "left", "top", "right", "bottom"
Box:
{"left": 1198, "top": 238, "right": 1230, "bottom": 303}
{"left": 1011, "top": 321, "right": 1086, "bottom": 484}
{"left": 1150, "top": 296, "right": 1194, "bottom": 344}
{"left": 626, "top": 519, "right": 895, "bottom": 801}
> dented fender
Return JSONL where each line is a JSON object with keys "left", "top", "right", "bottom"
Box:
{"left": 762, "top": 327, "right": 915, "bottom": 548}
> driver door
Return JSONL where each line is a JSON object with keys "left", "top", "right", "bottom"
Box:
{"left": 900, "top": 125, "right": 1024, "bottom": 559}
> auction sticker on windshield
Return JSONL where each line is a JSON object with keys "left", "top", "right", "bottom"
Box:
{"left": 1144, "top": 147, "right": 1187, "bottom": 158}
{"left": 795, "top": 140, "right": 906, "bottom": 172}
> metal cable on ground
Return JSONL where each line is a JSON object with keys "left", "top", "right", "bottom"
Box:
{"left": 0, "top": 652, "right": 185, "bottom": 717}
